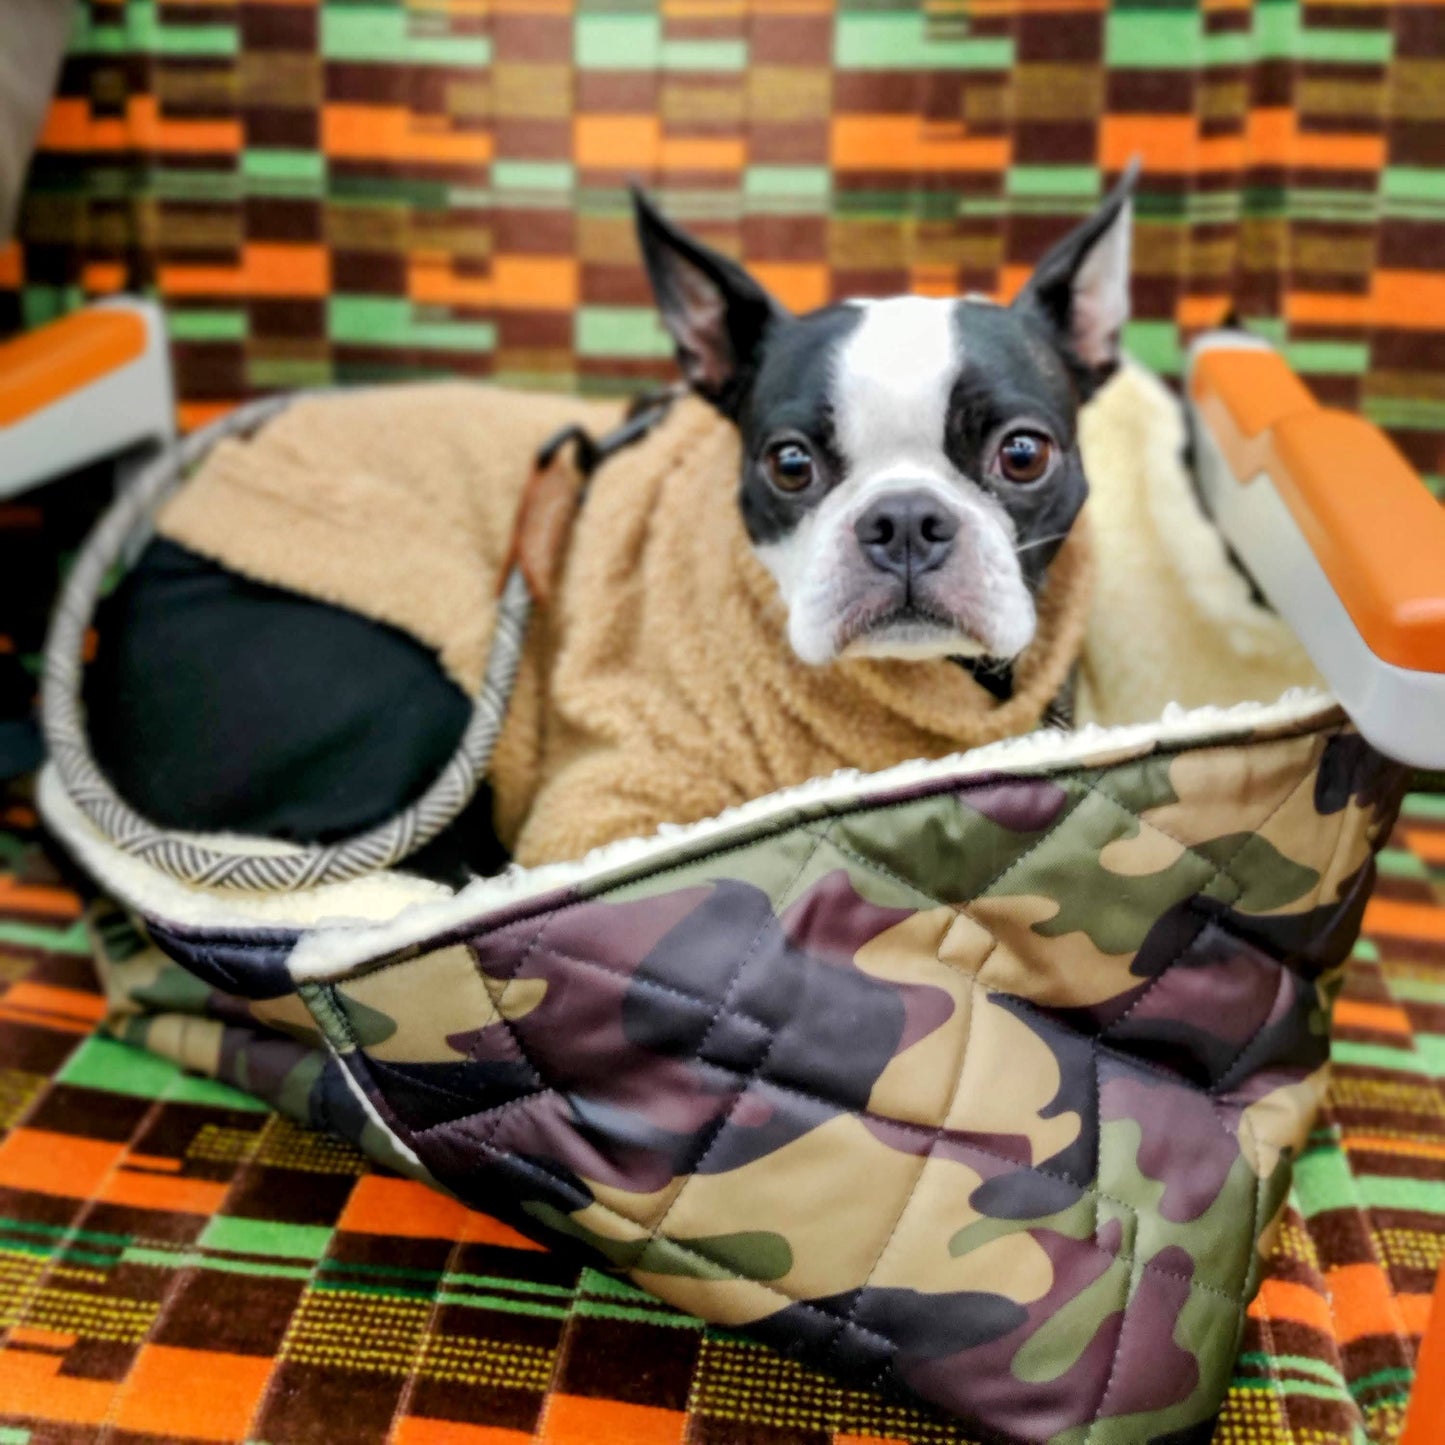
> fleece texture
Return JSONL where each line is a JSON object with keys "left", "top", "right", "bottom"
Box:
{"left": 1073, "top": 362, "right": 1322, "bottom": 725}
{"left": 158, "top": 383, "right": 1092, "bottom": 865}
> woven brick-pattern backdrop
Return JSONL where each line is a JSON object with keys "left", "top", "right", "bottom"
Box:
{"left": 1, "top": 0, "right": 1443, "bottom": 491}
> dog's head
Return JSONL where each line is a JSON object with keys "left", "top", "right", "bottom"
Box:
{"left": 633, "top": 167, "right": 1136, "bottom": 666}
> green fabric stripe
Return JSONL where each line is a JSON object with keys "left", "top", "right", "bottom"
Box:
{"left": 122, "top": 1245, "right": 315, "bottom": 1280}
{"left": 0, "top": 1218, "right": 131, "bottom": 1249}
{"left": 0, "top": 919, "right": 91, "bottom": 955}
{"left": 576, "top": 15, "right": 660, "bottom": 67}
{"left": 577, "top": 306, "right": 670, "bottom": 359}
{"left": 169, "top": 310, "right": 247, "bottom": 342}
{"left": 434, "top": 1291, "right": 571, "bottom": 1319}
{"left": 72, "top": 2, "right": 237, "bottom": 57}
{"left": 1008, "top": 167, "right": 1101, "bottom": 200}
{"left": 1333, "top": 1042, "right": 1432, "bottom": 1076}
{"left": 329, "top": 297, "right": 496, "bottom": 352}
{"left": 573, "top": 1299, "right": 705, "bottom": 1328}
{"left": 199, "top": 1216, "right": 334, "bottom": 1261}
{"left": 58, "top": 1036, "right": 185, "bottom": 1098}
{"left": 322, "top": 8, "right": 490, "bottom": 65}
{"left": 834, "top": 16, "right": 1012, "bottom": 69}
{"left": 241, "top": 151, "right": 326, "bottom": 186}
{"left": 1403, "top": 793, "right": 1445, "bottom": 820}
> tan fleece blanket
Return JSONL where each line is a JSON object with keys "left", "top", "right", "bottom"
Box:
{"left": 159, "top": 384, "right": 1092, "bottom": 865}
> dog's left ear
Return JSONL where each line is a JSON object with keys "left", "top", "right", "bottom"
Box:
{"left": 1014, "top": 158, "right": 1139, "bottom": 395}
{"left": 632, "top": 185, "right": 785, "bottom": 418}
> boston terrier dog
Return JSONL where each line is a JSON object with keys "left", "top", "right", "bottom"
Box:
{"left": 631, "top": 161, "right": 1137, "bottom": 673}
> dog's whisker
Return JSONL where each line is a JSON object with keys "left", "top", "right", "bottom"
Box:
{"left": 1014, "top": 532, "right": 1069, "bottom": 555}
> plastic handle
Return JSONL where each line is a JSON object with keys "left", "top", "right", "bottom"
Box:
{"left": 1191, "top": 348, "right": 1445, "bottom": 675}
{"left": 0, "top": 308, "right": 148, "bottom": 429}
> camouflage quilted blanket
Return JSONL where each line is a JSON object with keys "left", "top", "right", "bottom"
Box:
{"left": 40, "top": 693, "right": 1407, "bottom": 1445}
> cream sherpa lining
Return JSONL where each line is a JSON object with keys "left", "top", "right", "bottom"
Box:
{"left": 38, "top": 687, "right": 1340, "bottom": 978}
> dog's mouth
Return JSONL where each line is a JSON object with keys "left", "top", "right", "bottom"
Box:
{"left": 834, "top": 594, "right": 984, "bottom": 659}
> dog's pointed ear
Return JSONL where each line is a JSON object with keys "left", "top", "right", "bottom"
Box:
{"left": 1013, "top": 158, "right": 1139, "bottom": 395}
{"left": 632, "top": 185, "right": 784, "bottom": 417}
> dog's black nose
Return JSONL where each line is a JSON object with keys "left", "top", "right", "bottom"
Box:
{"left": 854, "top": 493, "right": 958, "bottom": 579}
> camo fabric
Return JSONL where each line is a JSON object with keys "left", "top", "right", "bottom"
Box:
{"left": 89, "top": 707, "right": 1406, "bottom": 1445}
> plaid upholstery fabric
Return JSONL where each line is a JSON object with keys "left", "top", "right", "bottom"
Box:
{"left": 0, "top": 784, "right": 1440, "bottom": 1444}
{"left": 0, "top": 0, "right": 1442, "bottom": 493}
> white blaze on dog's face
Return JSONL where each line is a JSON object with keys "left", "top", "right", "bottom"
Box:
{"left": 631, "top": 168, "right": 1136, "bottom": 667}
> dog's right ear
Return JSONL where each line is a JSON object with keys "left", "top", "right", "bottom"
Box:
{"left": 632, "top": 186, "right": 784, "bottom": 418}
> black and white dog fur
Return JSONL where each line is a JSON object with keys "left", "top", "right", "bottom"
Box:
{"left": 632, "top": 162, "right": 1137, "bottom": 670}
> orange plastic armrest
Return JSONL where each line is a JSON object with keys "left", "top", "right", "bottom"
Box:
{"left": 0, "top": 308, "right": 148, "bottom": 428}
{"left": 1191, "top": 348, "right": 1445, "bottom": 674}
{"left": 1401, "top": 1261, "right": 1445, "bottom": 1445}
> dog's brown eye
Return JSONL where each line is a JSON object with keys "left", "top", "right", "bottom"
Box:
{"left": 997, "top": 431, "right": 1053, "bottom": 484}
{"left": 765, "top": 441, "right": 815, "bottom": 493}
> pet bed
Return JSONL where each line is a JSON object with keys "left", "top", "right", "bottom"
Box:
{"left": 34, "top": 337, "right": 1445, "bottom": 1444}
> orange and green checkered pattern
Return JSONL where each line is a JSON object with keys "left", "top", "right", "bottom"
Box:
{"left": 1, "top": 0, "right": 1443, "bottom": 493}
{"left": 0, "top": 783, "right": 1441, "bottom": 1444}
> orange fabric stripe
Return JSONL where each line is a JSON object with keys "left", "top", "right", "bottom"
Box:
{"left": 541, "top": 1394, "right": 688, "bottom": 1445}
{"left": 160, "top": 243, "right": 330, "bottom": 299}
{"left": 340, "top": 1175, "right": 544, "bottom": 1249}
{"left": 1333, "top": 999, "right": 1414, "bottom": 1035}
{"left": 0, "top": 1004, "right": 90, "bottom": 1035}
{"left": 1100, "top": 110, "right": 1383, "bottom": 172}
{"left": 1343, "top": 1135, "right": 1445, "bottom": 1163}
{"left": 1404, "top": 828, "right": 1445, "bottom": 864}
{"left": 100, "top": 1168, "right": 229, "bottom": 1216}
{"left": 9, "top": 1327, "right": 76, "bottom": 1350}
{"left": 1, "top": 982, "right": 106, "bottom": 1025}
{"left": 658, "top": 136, "right": 746, "bottom": 172}
{"left": 1327, "top": 1262, "right": 1408, "bottom": 1345}
{"left": 0, "top": 1130, "right": 124, "bottom": 1199}
{"left": 910, "top": 264, "right": 963, "bottom": 299}
{"left": 1247, "top": 108, "right": 1385, "bottom": 170}
{"left": 574, "top": 116, "right": 749, "bottom": 171}
{"left": 1248, "top": 1277, "right": 1334, "bottom": 1335}
{"left": 395, "top": 1419, "right": 533, "bottom": 1445}
{"left": 41, "top": 98, "right": 241, "bottom": 154}
{"left": 340, "top": 1174, "right": 472, "bottom": 1238}
{"left": 574, "top": 115, "right": 660, "bottom": 170}
{"left": 1100, "top": 115, "right": 1195, "bottom": 171}
{"left": 323, "top": 104, "right": 491, "bottom": 165}
{"left": 493, "top": 256, "right": 578, "bottom": 309}
{"left": 82, "top": 262, "right": 127, "bottom": 294}
{"left": 0, "top": 879, "right": 83, "bottom": 918}
{"left": 407, "top": 256, "right": 579, "bottom": 310}
{"left": 831, "top": 117, "right": 1009, "bottom": 173}
{"left": 1374, "top": 271, "right": 1445, "bottom": 327}
{"left": 0, "top": 242, "right": 22, "bottom": 288}
{"left": 462, "top": 1209, "right": 545, "bottom": 1251}
{"left": 997, "top": 265, "right": 1032, "bottom": 304}
{"left": 112, "top": 1345, "right": 273, "bottom": 1440}
{"left": 751, "top": 262, "right": 830, "bottom": 312}
{"left": 0, "top": 1351, "right": 117, "bottom": 1425}
{"left": 126, "top": 1153, "right": 181, "bottom": 1173}
{"left": 130, "top": 96, "right": 242, "bottom": 155}
{"left": 1177, "top": 295, "right": 1231, "bottom": 330}
{"left": 1290, "top": 271, "right": 1445, "bottom": 329}
{"left": 1364, "top": 897, "right": 1445, "bottom": 943}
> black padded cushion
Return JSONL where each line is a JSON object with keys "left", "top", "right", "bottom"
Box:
{"left": 84, "top": 539, "right": 507, "bottom": 883}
